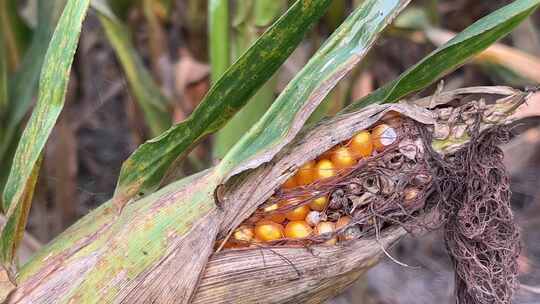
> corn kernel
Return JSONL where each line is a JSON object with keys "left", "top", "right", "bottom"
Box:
{"left": 285, "top": 221, "right": 313, "bottom": 239}
{"left": 305, "top": 211, "right": 321, "bottom": 226}
{"left": 296, "top": 160, "right": 316, "bottom": 185}
{"left": 284, "top": 204, "right": 310, "bottom": 221}
{"left": 315, "top": 221, "right": 337, "bottom": 245}
{"left": 315, "top": 159, "right": 336, "bottom": 181}
{"left": 282, "top": 175, "right": 297, "bottom": 189}
{"left": 233, "top": 226, "right": 255, "bottom": 243}
{"left": 330, "top": 146, "right": 356, "bottom": 169}
{"left": 254, "top": 221, "right": 284, "bottom": 242}
{"left": 372, "top": 123, "right": 397, "bottom": 151}
{"left": 308, "top": 196, "right": 328, "bottom": 211}
{"left": 263, "top": 203, "right": 286, "bottom": 223}
{"left": 350, "top": 131, "right": 373, "bottom": 159}
{"left": 336, "top": 216, "right": 352, "bottom": 230}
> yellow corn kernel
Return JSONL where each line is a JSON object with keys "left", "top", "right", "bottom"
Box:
{"left": 285, "top": 221, "right": 313, "bottom": 239}
{"left": 350, "top": 130, "right": 373, "bottom": 159}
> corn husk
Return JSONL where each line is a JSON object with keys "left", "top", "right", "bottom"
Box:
{"left": 8, "top": 87, "right": 531, "bottom": 304}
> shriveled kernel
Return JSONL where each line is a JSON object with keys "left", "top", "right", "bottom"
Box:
{"left": 308, "top": 196, "right": 328, "bottom": 211}
{"left": 296, "top": 160, "right": 316, "bottom": 185}
{"left": 285, "top": 221, "right": 313, "bottom": 239}
{"left": 340, "top": 225, "right": 362, "bottom": 241}
{"left": 254, "top": 221, "right": 284, "bottom": 242}
{"left": 372, "top": 124, "right": 397, "bottom": 151}
{"left": 315, "top": 221, "right": 337, "bottom": 245}
{"left": 331, "top": 146, "right": 356, "bottom": 169}
{"left": 404, "top": 187, "right": 420, "bottom": 203}
{"left": 305, "top": 211, "right": 321, "bottom": 226}
{"left": 336, "top": 216, "right": 352, "bottom": 230}
{"left": 315, "top": 159, "right": 336, "bottom": 181}
{"left": 350, "top": 131, "right": 373, "bottom": 159}
{"left": 315, "top": 221, "right": 336, "bottom": 234}
{"left": 233, "top": 226, "right": 255, "bottom": 243}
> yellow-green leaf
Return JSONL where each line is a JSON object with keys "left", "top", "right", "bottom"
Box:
{"left": 93, "top": 2, "right": 172, "bottom": 136}
{"left": 0, "top": 0, "right": 90, "bottom": 264}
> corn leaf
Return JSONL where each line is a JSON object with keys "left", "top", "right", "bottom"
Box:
{"left": 344, "top": 0, "right": 540, "bottom": 112}
{"left": 0, "top": 29, "right": 7, "bottom": 120}
{"left": 92, "top": 2, "right": 172, "bottom": 136}
{"left": 0, "top": 155, "right": 42, "bottom": 265}
{"left": 113, "top": 0, "right": 334, "bottom": 206}
{"left": 0, "top": 0, "right": 67, "bottom": 166}
{"left": 0, "top": 0, "right": 32, "bottom": 70}
{"left": 217, "top": 0, "right": 411, "bottom": 179}
{"left": 0, "top": 0, "right": 90, "bottom": 264}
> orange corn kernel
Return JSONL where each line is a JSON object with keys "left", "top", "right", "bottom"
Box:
{"left": 330, "top": 146, "right": 356, "bottom": 169}
{"left": 315, "top": 159, "right": 336, "bottom": 181}
{"left": 282, "top": 175, "right": 297, "bottom": 189}
{"left": 284, "top": 204, "right": 310, "bottom": 221}
{"left": 285, "top": 221, "right": 313, "bottom": 239}
{"left": 350, "top": 130, "right": 373, "bottom": 159}
{"left": 296, "top": 160, "right": 316, "bottom": 185}
{"left": 254, "top": 221, "right": 284, "bottom": 242}
{"left": 263, "top": 203, "right": 286, "bottom": 223}
{"left": 308, "top": 196, "right": 328, "bottom": 211}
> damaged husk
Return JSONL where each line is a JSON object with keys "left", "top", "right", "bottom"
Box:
{"left": 218, "top": 87, "right": 527, "bottom": 304}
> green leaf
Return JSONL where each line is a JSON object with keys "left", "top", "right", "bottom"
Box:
{"left": 0, "top": 0, "right": 32, "bottom": 70}
{"left": 254, "top": 0, "right": 286, "bottom": 26}
{"left": 344, "top": 0, "right": 540, "bottom": 112}
{"left": 209, "top": 0, "right": 230, "bottom": 82}
{"left": 217, "top": 0, "right": 411, "bottom": 179}
{"left": 213, "top": 0, "right": 284, "bottom": 158}
{"left": 0, "top": 155, "right": 42, "bottom": 264}
{"left": 1, "top": 0, "right": 90, "bottom": 264}
{"left": 93, "top": 3, "right": 171, "bottom": 136}
{"left": 0, "top": 0, "right": 67, "bottom": 165}
{"left": 113, "top": 0, "right": 334, "bottom": 206}
{"left": 0, "top": 29, "right": 7, "bottom": 119}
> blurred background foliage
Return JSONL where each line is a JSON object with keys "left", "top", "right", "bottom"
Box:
{"left": 1, "top": 0, "right": 540, "bottom": 302}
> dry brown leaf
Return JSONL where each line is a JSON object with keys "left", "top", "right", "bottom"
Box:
{"left": 173, "top": 48, "right": 210, "bottom": 122}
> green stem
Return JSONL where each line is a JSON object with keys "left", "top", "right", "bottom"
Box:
{"left": 209, "top": 0, "right": 230, "bottom": 82}
{"left": 213, "top": 0, "right": 284, "bottom": 158}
